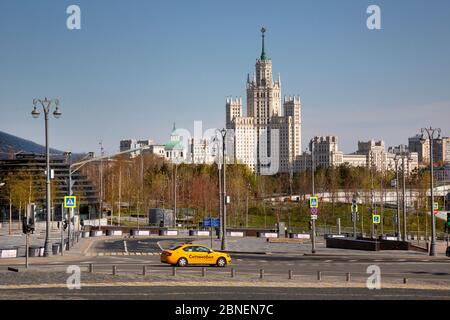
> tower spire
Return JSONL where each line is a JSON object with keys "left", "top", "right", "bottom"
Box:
{"left": 260, "top": 27, "right": 267, "bottom": 60}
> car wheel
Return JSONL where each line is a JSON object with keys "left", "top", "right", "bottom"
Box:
{"left": 177, "top": 257, "right": 188, "bottom": 267}
{"left": 216, "top": 257, "right": 227, "bottom": 267}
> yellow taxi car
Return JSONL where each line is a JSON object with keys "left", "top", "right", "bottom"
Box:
{"left": 160, "top": 243, "right": 231, "bottom": 267}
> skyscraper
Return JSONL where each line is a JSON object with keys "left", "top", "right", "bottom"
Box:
{"left": 226, "top": 28, "right": 302, "bottom": 175}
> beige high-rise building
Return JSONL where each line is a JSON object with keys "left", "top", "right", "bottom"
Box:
{"left": 226, "top": 28, "right": 302, "bottom": 174}
{"left": 408, "top": 135, "right": 430, "bottom": 164}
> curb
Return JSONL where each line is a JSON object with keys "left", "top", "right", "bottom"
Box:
{"left": 220, "top": 251, "right": 268, "bottom": 255}
{"left": 87, "top": 252, "right": 161, "bottom": 257}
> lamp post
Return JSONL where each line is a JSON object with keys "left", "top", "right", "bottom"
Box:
{"left": 65, "top": 151, "right": 72, "bottom": 251}
{"left": 310, "top": 138, "right": 316, "bottom": 254}
{"left": 393, "top": 156, "right": 401, "bottom": 238}
{"left": 31, "top": 98, "right": 62, "bottom": 257}
{"left": 212, "top": 136, "right": 223, "bottom": 240}
{"left": 399, "top": 145, "right": 408, "bottom": 241}
{"left": 421, "top": 127, "right": 441, "bottom": 256}
{"left": 369, "top": 151, "right": 375, "bottom": 239}
{"left": 99, "top": 142, "right": 105, "bottom": 230}
{"left": 217, "top": 128, "right": 228, "bottom": 251}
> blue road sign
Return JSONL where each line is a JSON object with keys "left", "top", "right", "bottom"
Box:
{"left": 310, "top": 196, "right": 318, "bottom": 208}
{"left": 64, "top": 196, "right": 76, "bottom": 208}
{"left": 203, "top": 217, "right": 220, "bottom": 228}
{"left": 373, "top": 214, "right": 381, "bottom": 224}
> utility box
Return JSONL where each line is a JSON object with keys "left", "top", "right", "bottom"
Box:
{"left": 277, "top": 222, "right": 286, "bottom": 238}
{"left": 149, "top": 208, "right": 174, "bottom": 227}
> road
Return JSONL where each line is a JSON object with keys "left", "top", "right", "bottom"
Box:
{"left": 1, "top": 285, "right": 449, "bottom": 300}
{"left": 1, "top": 237, "right": 450, "bottom": 299}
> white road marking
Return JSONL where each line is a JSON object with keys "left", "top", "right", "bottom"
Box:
{"left": 349, "top": 260, "right": 358, "bottom": 262}
{"left": 123, "top": 241, "right": 128, "bottom": 253}
{"left": 324, "top": 260, "right": 332, "bottom": 263}
{"left": 156, "top": 241, "right": 164, "bottom": 251}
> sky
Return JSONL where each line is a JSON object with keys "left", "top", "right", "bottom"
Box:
{"left": 1, "top": 0, "right": 450, "bottom": 155}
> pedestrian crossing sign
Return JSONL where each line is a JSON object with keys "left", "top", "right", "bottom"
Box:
{"left": 64, "top": 196, "right": 77, "bottom": 208}
{"left": 372, "top": 214, "right": 381, "bottom": 224}
{"left": 309, "top": 196, "right": 319, "bottom": 208}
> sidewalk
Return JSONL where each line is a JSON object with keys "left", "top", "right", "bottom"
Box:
{"left": 0, "top": 233, "right": 94, "bottom": 266}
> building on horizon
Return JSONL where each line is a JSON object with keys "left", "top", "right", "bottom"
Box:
{"left": 408, "top": 135, "right": 450, "bottom": 165}
{"left": 226, "top": 28, "right": 302, "bottom": 175}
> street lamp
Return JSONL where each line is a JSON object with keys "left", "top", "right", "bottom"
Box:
{"left": 398, "top": 145, "right": 409, "bottom": 241}
{"left": 31, "top": 98, "right": 61, "bottom": 257}
{"left": 309, "top": 138, "right": 316, "bottom": 254}
{"left": 216, "top": 128, "right": 228, "bottom": 251}
{"left": 64, "top": 151, "right": 73, "bottom": 251}
{"left": 421, "top": 127, "right": 441, "bottom": 256}
{"left": 211, "top": 136, "right": 223, "bottom": 240}
{"left": 393, "top": 156, "right": 401, "bottom": 239}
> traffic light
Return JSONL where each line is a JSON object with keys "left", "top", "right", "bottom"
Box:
{"left": 22, "top": 216, "right": 35, "bottom": 234}
{"left": 22, "top": 218, "right": 27, "bottom": 234}
{"left": 446, "top": 213, "right": 450, "bottom": 232}
{"left": 308, "top": 221, "right": 312, "bottom": 230}
{"left": 63, "top": 220, "right": 68, "bottom": 231}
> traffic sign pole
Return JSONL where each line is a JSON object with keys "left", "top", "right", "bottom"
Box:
{"left": 309, "top": 196, "right": 319, "bottom": 254}
{"left": 352, "top": 198, "right": 357, "bottom": 238}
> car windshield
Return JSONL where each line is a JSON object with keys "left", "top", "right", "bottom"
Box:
{"left": 169, "top": 245, "right": 182, "bottom": 251}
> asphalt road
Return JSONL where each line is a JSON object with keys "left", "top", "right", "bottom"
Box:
{"left": 1, "top": 237, "right": 450, "bottom": 299}
{"left": 3, "top": 251, "right": 450, "bottom": 282}
{"left": 91, "top": 237, "right": 194, "bottom": 253}
{"left": 1, "top": 285, "right": 449, "bottom": 300}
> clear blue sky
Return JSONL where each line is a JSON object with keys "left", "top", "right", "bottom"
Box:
{"left": 1, "top": 0, "right": 449, "bottom": 155}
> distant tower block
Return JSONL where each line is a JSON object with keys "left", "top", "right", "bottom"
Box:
{"left": 225, "top": 28, "right": 302, "bottom": 174}
{"left": 226, "top": 97, "right": 242, "bottom": 129}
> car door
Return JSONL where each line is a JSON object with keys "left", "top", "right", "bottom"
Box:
{"left": 182, "top": 245, "right": 197, "bottom": 264}
{"left": 195, "top": 246, "right": 215, "bottom": 264}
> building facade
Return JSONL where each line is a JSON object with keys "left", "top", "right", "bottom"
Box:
{"left": 0, "top": 153, "right": 99, "bottom": 222}
{"left": 226, "top": 28, "right": 302, "bottom": 174}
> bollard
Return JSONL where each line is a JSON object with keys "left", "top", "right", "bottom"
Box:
{"left": 317, "top": 271, "right": 322, "bottom": 281}
{"left": 202, "top": 267, "right": 206, "bottom": 277}
{"left": 172, "top": 267, "right": 177, "bottom": 276}
{"left": 346, "top": 272, "right": 351, "bottom": 282}
{"left": 260, "top": 269, "right": 264, "bottom": 279}
{"left": 143, "top": 265, "right": 146, "bottom": 276}
{"left": 113, "top": 265, "right": 117, "bottom": 276}
{"left": 403, "top": 278, "right": 407, "bottom": 284}
{"left": 89, "top": 263, "right": 94, "bottom": 273}
{"left": 231, "top": 268, "right": 235, "bottom": 278}
{"left": 288, "top": 270, "right": 293, "bottom": 280}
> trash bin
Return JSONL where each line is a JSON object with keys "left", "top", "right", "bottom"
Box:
{"left": 52, "top": 243, "right": 60, "bottom": 255}
{"left": 29, "top": 246, "right": 41, "bottom": 257}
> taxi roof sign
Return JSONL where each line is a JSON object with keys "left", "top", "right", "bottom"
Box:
{"left": 64, "top": 196, "right": 77, "bottom": 208}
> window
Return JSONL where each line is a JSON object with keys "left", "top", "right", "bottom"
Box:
{"left": 183, "top": 246, "right": 197, "bottom": 252}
